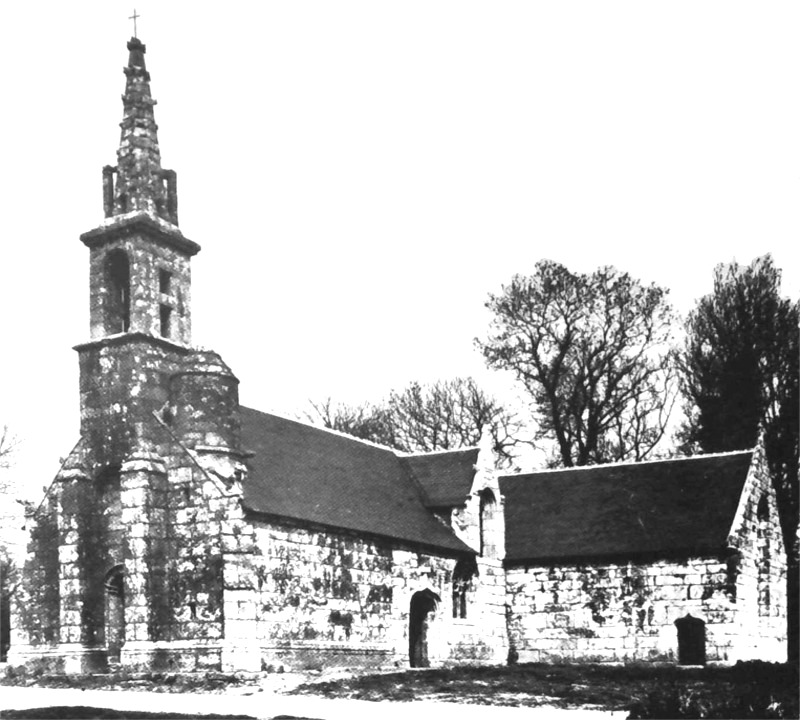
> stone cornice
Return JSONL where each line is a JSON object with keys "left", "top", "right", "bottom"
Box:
{"left": 73, "top": 331, "right": 193, "bottom": 355}
{"left": 80, "top": 212, "right": 200, "bottom": 257}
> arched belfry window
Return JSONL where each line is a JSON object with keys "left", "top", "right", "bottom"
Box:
{"left": 105, "top": 250, "right": 130, "bottom": 334}
{"left": 479, "top": 489, "right": 497, "bottom": 558}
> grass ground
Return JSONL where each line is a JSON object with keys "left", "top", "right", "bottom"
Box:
{"left": 292, "top": 661, "right": 799, "bottom": 717}
{"left": 1, "top": 661, "right": 797, "bottom": 718}
{"left": 0, "top": 670, "right": 260, "bottom": 693}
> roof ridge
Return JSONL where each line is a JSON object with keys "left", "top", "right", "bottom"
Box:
{"left": 502, "top": 447, "right": 755, "bottom": 478}
{"left": 240, "top": 405, "right": 473, "bottom": 555}
{"left": 397, "top": 446, "right": 480, "bottom": 458}
{"left": 239, "top": 405, "right": 400, "bottom": 453}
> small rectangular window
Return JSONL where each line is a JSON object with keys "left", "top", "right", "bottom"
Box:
{"left": 160, "top": 304, "right": 172, "bottom": 338}
{"left": 159, "top": 269, "right": 172, "bottom": 295}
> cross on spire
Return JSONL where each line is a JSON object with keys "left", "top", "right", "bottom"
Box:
{"left": 129, "top": 9, "right": 140, "bottom": 38}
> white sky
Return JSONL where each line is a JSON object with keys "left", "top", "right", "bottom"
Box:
{"left": 0, "top": 1, "right": 798, "bottom": 501}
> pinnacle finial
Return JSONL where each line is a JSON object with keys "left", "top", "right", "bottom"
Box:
{"left": 126, "top": 36, "right": 148, "bottom": 78}
{"left": 101, "top": 36, "right": 179, "bottom": 225}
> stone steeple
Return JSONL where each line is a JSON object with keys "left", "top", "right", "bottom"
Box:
{"left": 102, "top": 37, "right": 178, "bottom": 224}
{"left": 6, "top": 32, "right": 245, "bottom": 676}
{"left": 82, "top": 35, "right": 198, "bottom": 346}
{"left": 73, "top": 35, "right": 238, "bottom": 479}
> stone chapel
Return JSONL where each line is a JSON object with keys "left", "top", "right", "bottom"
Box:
{"left": 8, "top": 36, "right": 787, "bottom": 673}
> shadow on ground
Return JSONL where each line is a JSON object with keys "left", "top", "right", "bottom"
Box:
{"left": 1, "top": 661, "right": 797, "bottom": 718}
{"left": 0, "top": 708, "right": 256, "bottom": 720}
{"left": 0, "top": 709, "right": 320, "bottom": 720}
{"left": 292, "top": 660, "right": 799, "bottom": 718}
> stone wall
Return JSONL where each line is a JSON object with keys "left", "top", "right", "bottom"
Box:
{"left": 506, "top": 448, "right": 787, "bottom": 665}
{"left": 10, "top": 455, "right": 127, "bottom": 673}
{"left": 219, "top": 517, "right": 507, "bottom": 672}
{"left": 725, "top": 440, "right": 787, "bottom": 662}
{"left": 507, "top": 556, "right": 740, "bottom": 663}
{"left": 76, "top": 335, "right": 188, "bottom": 467}
{"left": 117, "top": 442, "right": 237, "bottom": 672}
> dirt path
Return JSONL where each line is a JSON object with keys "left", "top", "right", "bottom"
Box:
{"left": 0, "top": 685, "right": 628, "bottom": 720}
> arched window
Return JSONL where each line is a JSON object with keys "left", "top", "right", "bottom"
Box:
{"left": 104, "top": 564, "right": 125, "bottom": 665}
{"left": 479, "top": 489, "right": 497, "bottom": 558}
{"left": 452, "top": 557, "right": 478, "bottom": 619}
{"left": 104, "top": 564, "right": 125, "bottom": 597}
{"left": 104, "top": 250, "right": 130, "bottom": 334}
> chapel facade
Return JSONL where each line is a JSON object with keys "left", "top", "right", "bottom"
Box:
{"left": 8, "top": 37, "right": 506, "bottom": 674}
{"left": 7, "top": 36, "right": 787, "bottom": 673}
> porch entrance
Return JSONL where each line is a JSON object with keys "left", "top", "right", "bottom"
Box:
{"left": 409, "top": 589, "right": 439, "bottom": 668}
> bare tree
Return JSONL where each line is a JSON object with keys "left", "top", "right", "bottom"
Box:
{"left": 0, "top": 426, "right": 21, "bottom": 515}
{"left": 386, "top": 378, "right": 522, "bottom": 464}
{"left": 0, "top": 425, "right": 18, "bottom": 474}
{"left": 306, "top": 398, "right": 396, "bottom": 447}
{"left": 308, "top": 377, "right": 523, "bottom": 465}
{"left": 0, "top": 426, "right": 19, "bottom": 662}
{"left": 478, "top": 260, "right": 677, "bottom": 466}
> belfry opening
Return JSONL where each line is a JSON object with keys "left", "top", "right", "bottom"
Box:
{"left": 104, "top": 250, "right": 130, "bottom": 334}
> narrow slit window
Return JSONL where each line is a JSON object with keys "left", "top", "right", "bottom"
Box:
{"left": 160, "top": 304, "right": 172, "bottom": 338}
{"left": 757, "top": 494, "right": 771, "bottom": 615}
{"left": 159, "top": 269, "right": 172, "bottom": 295}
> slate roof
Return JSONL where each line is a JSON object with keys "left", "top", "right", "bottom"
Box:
{"left": 240, "top": 406, "right": 473, "bottom": 556}
{"left": 500, "top": 451, "right": 753, "bottom": 564}
{"left": 399, "top": 448, "right": 479, "bottom": 508}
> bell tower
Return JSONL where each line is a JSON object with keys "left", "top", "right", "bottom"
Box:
{"left": 75, "top": 37, "right": 202, "bottom": 464}
{"left": 11, "top": 33, "right": 245, "bottom": 676}
{"left": 82, "top": 37, "right": 198, "bottom": 346}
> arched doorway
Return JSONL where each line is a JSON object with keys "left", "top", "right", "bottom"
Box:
{"left": 104, "top": 564, "right": 125, "bottom": 665}
{"left": 675, "top": 614, "right": 706, "bottom": 665}
{"left": 409, "top": 589, "right": 440, "bottom": 668}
